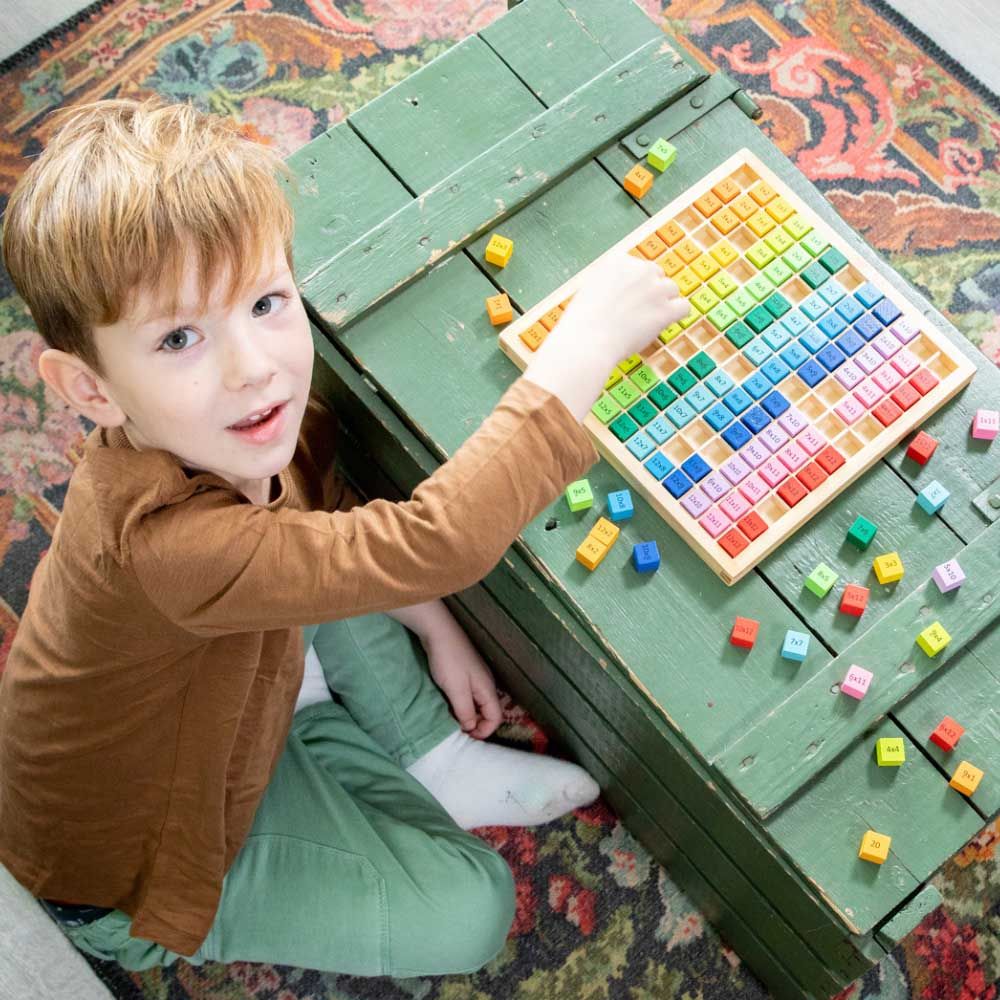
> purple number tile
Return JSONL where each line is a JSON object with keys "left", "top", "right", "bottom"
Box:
{"left": 891, "top": 348, "right": 919, "bottom": 377}
{"left": 739, "top": 473, "right": 768, "bottom": 504}
{"left": 855, "top": 346, "right": 882, "bottom": 375}
{"left": 720, "top": 491, "right": 751, "bottom": 522}
{"left": 681, "top": 490, "right": 711, "bottom": 518}
{"left": 834, "top": 396, "right": 865, "bottom": 425}
{"left": 872, "top": 331, "right": 900, "bottom": 359}
{"left": 853, "top": 380, "right": 883, "bottom": 408}
{"left": 721, "top": 455, "right": 752, "bottom": 485}
{"left": 701, "top": 472, "right": 730, "bottom": 502}
{"left": 872, "top": 365, "right": 903, "bottom": 393}
{"left": 778, "top": 406, "right": 808, "bottom": 436}
{"left": 741, "top": 440, "right": 770, "bottom": 469}
{"left": 777, "top": 442, "right": 808, "bottom": 471}
{"left": 759, "top": 458, "right": 789, "bottom": 488}
{"left": 835, "top": 361, "right": 864, "bottom": 390}
{"left": 700, "top": 507, "right": 730, "bottom": 538}
{"left": 891, "top": 317, "right": 920, "bottom": 344}
{"left": 932, "top": 559, "right": 965, "bottom": 593}
{"left": 760, "top": 424, "right": 790, "bottom": 454}
{"left": 798, "top": 427, "right": 827, "bottom": 456}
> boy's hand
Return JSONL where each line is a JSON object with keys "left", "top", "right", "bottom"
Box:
{"left": 423, "top": 624, "right": 503, "bottom": 740}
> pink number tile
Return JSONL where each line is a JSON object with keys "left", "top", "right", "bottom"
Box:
{"left": 700, "top": 507, "right": 730, "bottom": 538}
{"left": 721, "top": 456, "right": 752, "bottom": 485}
{"left": 891, "top": 317, "right": 920, "bottom": 344}
{"left": 777, "top": 442, "right": 808, "bottom": 471}
{"left": 891, "top": 348, "right": 919, "bottom": 377}
{"left": 720, "top": 491, "right": 751, "bottom": 521}
{"left": 834, "top": 396, "right": 865, "bottom": 425}
{"left": 741, "top": 441, "right": 770, "bottom": 469}
{"left": 855, "top": 346, "right": 882, "bottom": 375}
{"left": 681, "top": 490, "right": 711, "bottom": 518}
{"left": 798, "top": 427, "right": 827, "bottom": 456}
{"left": 834, "top": 361, "right": 864, "bottom": 390}
{"left": 760, "top": 424, "right": 790, "bottom": 454}
{"left": 872, "top": 365, "right": 903, "bottom": 393}
{"left": 840, "top": 665, "right": 873, "bottom": 700}
{"left": 872, "top": 331, "right": 900, "bottom": 359}
{"left": 778, "top": 406, "right": 807, "bottom": 436}
{"left": 972, "top": 408, "right": 1000, "bottom": 440}
{"left": 759, "top": 458, "right": 789, "bottom": 488}
{"left": 854, "top": 380, "right": 883, "bottom": 408}
{"left": 739, "top": 473, "right": 768, "bottom": 504}
{"left": 701, "top": 472, "right": 730, "bottom": 502}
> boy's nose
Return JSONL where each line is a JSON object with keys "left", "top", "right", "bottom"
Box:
{"left": 222, "top": 331, "right": 276, "bottom": 391}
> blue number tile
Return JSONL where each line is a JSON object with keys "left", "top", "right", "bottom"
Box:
{"left": 741, "top": 405, "right": 771, "bottom": 435}
{"left": 665, "top": 399, "right": 696, "bottom": 428}
{"left": 854, "top": 281, "right": 884, "bottom": 309}
{"left": 681, "top": 454, "right": 712, "bottom": 483}
{"left": 762, "top": 325, "right": 792, "bottom": 351}
{"left": 705, "top": 370, "right": 735, "bottom": 397}
{"left": 663, "top": 469, "right": 694, "bottom": 499}
{"left": 781, "top": 311, "right": 810, "bottom": 336}
{"left": 817, "top": 311, "right": 848, "bottom": 339}
{"left": 743, "top": 340, "right": 772, "bottom": 367}
{"left": 644, "top": 452, "right": 674, "bottom": 480}
{"left": 721, "top": 422, "right": 752, "bottom": 451}
{"left": 797, "top": 359, "right": 828, "bottom": 387}
{"left": 816, "top": 342, "right": 847, "bottom": 372}
{"left": 872, "top": 298, "right": 902, "bottom": 327}
{"left": 853, "top": 314, "right": 883, "bottom": 341}
{"left": 626, "top": 431, "right": 656, "bottom": 461}
{"left": 704, "top": 404, "right": 734, "bottom": 432}
{"left": 645, "top": 415, "right": 675, "bottom": 445}
{"left": 798, "top": 327, "right": 827, "bottom": 354}
{"left": 799, "top": 293, "right": 829, "bottom": 321}
{"left": 761, "top": 357, "right": 792, "bottom": 385}
{"left": 723, "top": 386, "right": 754, "bottom": 415}
{"left": 780, "top": 342, "right": 810, "bottom": 369}
{"left": 817, "top": 279, "right": 847, "bottom": 305}
{"left": 835, "top": 296, "right": 865, "bottom": 323}
{"left": 686, "top": 385, "right": 715, "bottom": 413}
{"left": 761, "top": 390, "right": 790, "bottom": 419}
{"left": 836, "top": 329, "right": 865, "bottom": 356}
{"left": 744, "top": 372, "right": 773, "bottom": 399}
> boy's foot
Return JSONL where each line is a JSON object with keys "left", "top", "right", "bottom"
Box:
{"left": 406, "top": 729, "right": 600, "bottom": 829}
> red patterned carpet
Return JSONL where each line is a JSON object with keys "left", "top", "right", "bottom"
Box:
{"left": 0, "top": 2, "right": 997, "bottom": 998}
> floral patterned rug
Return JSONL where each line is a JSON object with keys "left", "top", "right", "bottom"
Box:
{"left": 1, "top": 1, "right": 998, "bottom": 998}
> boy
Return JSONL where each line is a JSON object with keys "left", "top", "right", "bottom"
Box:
{"left": 0, "top": 98, "right": 686, "bottom": 976}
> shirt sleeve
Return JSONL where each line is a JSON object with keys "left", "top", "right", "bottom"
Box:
{"left": 131, "top": 378, "right": 598, "bottom": 636}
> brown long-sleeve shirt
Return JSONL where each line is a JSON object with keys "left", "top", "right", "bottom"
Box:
{"left": 0, "top": 377, "right": 597, "bottom": 955}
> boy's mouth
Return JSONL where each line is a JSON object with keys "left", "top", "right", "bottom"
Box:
{"left": 227, "top": 401, "right": 288, "bottom": 442}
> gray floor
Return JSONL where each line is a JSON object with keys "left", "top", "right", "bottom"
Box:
{"left": 0, "top": 0, "right": 996, "bottom": 998}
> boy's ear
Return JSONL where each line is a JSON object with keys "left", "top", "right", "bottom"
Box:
{"left": 37, "top": 348, "right": 127, "bottom": 428}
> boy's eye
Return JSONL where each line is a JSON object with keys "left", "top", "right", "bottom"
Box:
{"left": 160, "top": 328, "right": 198, "bottom": 352}
{"left": 252, "top": 293, "right": 284, "bottom": 318}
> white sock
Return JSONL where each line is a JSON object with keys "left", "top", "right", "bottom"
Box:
{"left": 406, "top": 729, "right": 600, "bottom": 830}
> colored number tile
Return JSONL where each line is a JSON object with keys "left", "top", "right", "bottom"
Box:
{"left": 815, "top": 445, "right": 846, "bottom": 475}
{"left": 628, "top": 399, "right": 659, "bottom": 428}
{"left": 681, "top": 454, "right": 712, "bottom": 482}
{"left": 840, "top": 584, "right": 870, "bottom": 617}
{"left": 796, "top": 462, "right": 828, "bottom": 492}
{"left": 519, "top": 323, "right": 548, "bottom": 352}
{"left": 859, "top": 830, "right": 891, "bottom": 865}
{"left": 930, "top": 716, "right": 965, "bottom": 752}
{"left": 623, "top": 164, "right": 653, "bottom": 198}
{"left": 872, "top": 298, "right": 902, "bottom": 326}
{"left": 646, "top": 415, "right": 675, "bottom": 445}
{"left": 726, "top": 321, "right": 755, "bottom": 349}
{"left": 575, "top": 535, "right": 608, "bottom": 571}
{"left": 905, "top": 430, "right": 938, "bottom": 465}
{"left": 681, "top": 490, "right": 711, "bottom": 518}
{"left": 565, "top": 479, "right": 594, "bottom": 512}
{"left": 626, "top": 432, "right": 655, "bottom": 462}
{"left": 909, "top": 368, "right": 940, "bottom": 395}
{"left": 781, "top": 629, "right": 810, "bottom": 662}
{"left": 917, "top": 621, "right": 951, "bottom": 658}
{"left": 846, "top": 515, "right": 878, "bottom": 551}
{"left": 932, "top": 559, "right": 965, "bottom": 594}
{"left": 704, "top": 404, "right": 734, "bottom": 432}
{"left": 797, "top": 359, "right": 827, "bottom": 388}
{"left": 644, "top": 453, "right": 674, "bottom": 480}
{"left": 972, "top": 408, "right": 999, "bottom": 440}
{"left": 646, "top": 137, "right": 677, "bottom": 172}
{"left": 721, "top": 423, "right": 752, "bottom": 451}
{"left": 805, "top": 563, "right": 838, "bottom": 598}
{"left": 738, "top": 511, "right": 768, "bottom": 541}
{"left": 606, "top": 489, "right": 634, "bottom": 523}
{"left": 876, "top": 737, "right": 905, "bottom": 767}
{"left": 949, "top": 761, "right": 984, "bottom": 798}
{"left": 591, "top": 394, "right": 622, "bottom": 425}
{"left": 484, "top": 234, "right": 514, "bottom": 267}
{"left": 731, "top": 616, "right": 760, "bottom": 648}
{"left": 589, "top": 517, "right": 620, "bottom": 550}
{"left": 719, "top": 528, "right": 750, "bottom": 558}
{"left": 485, "top": 293, "right": 514, "bottom": 325}
{"left": 915, "top": 480, "right": 950, "bottom": 515}
{"left": 744, "top": 372, "right": 774, "bottom": 400}
{"left": 632, "top": 540, "right": 661, "bottom": 573}
{"left": 664, "top": 470, "right": 694, "bottom": 499}
{"left": 872, "top": 552, "right": 904, "bottom": 585}
{"left": 841, "top": 665, "right": 873, "bottom": 700}
{"left": 777, "top": 477, "right": 808, "bottom": 508}
{"left": 609, "top": 413, "right": 639, "bottom": 443}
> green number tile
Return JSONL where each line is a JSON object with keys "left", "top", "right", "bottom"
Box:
{"left": 725, "top": 321, "right": 755, "bottom": 349}
{"left": 819, "top": 247, "right": 849, "bottom": 274}
{"left": 800, "top": 231, "right": 829, "bottom": 257}
{"left": 762, "top": 259, "right": 794, "bottom": 287}
{"left": 565, "top": 479, "right": 594, "bottom": 512}
{"left": 763, "top": 292, "right": 791, "bottom": 318}
{"left": 646, "top": 137, "right": 677, "bottom": 172}
{"left": 764, "top": 229, "right": 794, "bottom": 255}
{"left": 610, "top": 380, "right": 641, "bottom": 408}
{"left": 745, "top": 241, "right": 775, "bottom": 269}
{"left": 648, "top": 381, "right": 678, "bottom": 410}
{"left": 604, "top": 368, "right": 623, "bottom": 390}
{"left": 746, "top": 273, "right": 774, "bottom": 301}
{"left": 628, "top": 397, "right": 659, "bottom": 426}
{"left": 618, "top": 353, "right": 643, "bottom": 373}
{"left": 707, "top": 302, "right": 738, "bottom": 331}
{"left": 667, "top": 367, "right": 698, "bottom": 395}
{"left": 805, "top": 562, "right": 838, "bottom": 598}
{"left": 658, "top": 323, "right": 682, "bottom": 345}
{"left": 687, "top": 351, "right": 716, "bottom": 380}
{"left": 782, "top": 245, "right": 812, "bottom": 272}
{"left": 745, "top": 305, "right": 774, "bottom": 334}
{"left": 630, "top": 364, "right": 659, "bottom": 392}
{"left": 591, "top": 393, "right": 622, "bottom": 424}
{"left": 783, "top": 214, "right": 812, "bottom": 240}
{"left": 801, "top": 261, "right": 830, "bottom": 289}
{"left": 609, "top": 412, "right": 639, "bottom": 442}
{"left": 707, "top": 272, "right": 738, "bottom": 298}
{"left": 727, "top": 288, "right": 757, "bottom": 316}
{"left": 679, "top": 306, "right": 699, "bottom": 329}
{"left": 690, "top": 286, "right": 720, "bottom": 314}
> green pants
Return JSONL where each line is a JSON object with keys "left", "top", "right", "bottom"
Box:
{"left": 63, "top": 615, "right": 516, "bottom": 976}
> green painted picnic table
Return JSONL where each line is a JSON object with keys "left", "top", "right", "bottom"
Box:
{"left": 285, "top": 1, "right": 1000, "bottom": 995}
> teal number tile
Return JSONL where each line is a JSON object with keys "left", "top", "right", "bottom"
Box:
{"left": 801, "top": 261, "right": 829, "bottom": 289}
{"left": 762, "top": 259, "right": 793, "bottom": 287}
{"left": 705, "top": 370, "right": 735, "bottom": 396}
{"left": 609, "top": 413, "right": 639, "bottom": 442}
{"left": 746, "top": 274, "right": 774, "bottom": 301}
{"left": 665, "top": 399, "right": 696, "bottom": 428}
{"left": 626, "top": 431, "right": 656, "bottom": 461}
{"left": 686, "top": 385, "right": 715, "bottom": 413}
{"left": 707, "top": 302, "right": 738, "bottom": 331}
{"left": 628, "top": 398, "right": 659, "bottom": 426}
{"left": 630, "top": 364, "right": 659, "bottom": 392}
{"left": 819, "top": 247, "right": 848, "bottom": 274}
{"left": 725, "top": 321, "right": 755, "bottom": 348}
{"left": 743, "top": 339, "right": 772, "bottom": 366}
{"left": 782, "top": 245, "right": 812, "bottom": 272}
{"left": 646, "top": 414, "right": 675, "bottom": 444}
{"left": 745, "top": 305, "right": 774, "bottom": 333}
{"left": 800, "top": 231, "right": 829, "bottom": 257}
{"left": 687, "top": 351, "right": 716, "bottom": 380}
{"left": 648, "top": 382, "right": 678, "bottom": 410}
{"left": 667, "top": 367, "right": 698, "bottom": 395}
{"left": 764, "top": 292, "right": 791, "bottom": 318}
{"left": 762, "top": 325, "right": 791, "bottom": 351}
{"left": 727, "top": 288, "right": 757, "bottom": 316}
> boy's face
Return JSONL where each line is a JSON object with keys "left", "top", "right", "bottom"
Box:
{"left": 91, "top": 236, "right": 314, "bottom": 503}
